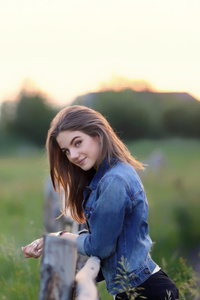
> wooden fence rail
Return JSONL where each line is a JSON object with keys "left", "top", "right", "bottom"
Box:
{"left": 39, "top": 235, "right": 100, "bottom": 300}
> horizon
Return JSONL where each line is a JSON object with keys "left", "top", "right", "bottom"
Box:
{"left": 1, "top": 77, "right": 200, "bottom": 109}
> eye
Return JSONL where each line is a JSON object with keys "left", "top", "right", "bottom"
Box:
{"left": 75, "top": 141, "right": 82, "bottom": 147}
{"left": 64, "top": 149, "right": 70, "bottom": 155}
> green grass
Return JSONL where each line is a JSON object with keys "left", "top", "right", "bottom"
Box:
{"left": 0, "top": 154, "right": 47, "bottom": 243}
{"left": 0, "top": 154, "right": 48, "bottom": 299}
{"left": 128, "top": 139, "right": 200, "bottom": 262}
{"left": 0, "top": 139, "right": 200, "bottom": 299}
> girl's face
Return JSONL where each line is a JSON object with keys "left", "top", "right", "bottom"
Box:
{"left": 56, "top": 130, "right": 101, "bottom": 171}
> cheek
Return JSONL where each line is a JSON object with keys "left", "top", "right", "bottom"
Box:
{"left": 93, "top": 142, "right": 101, "bottom": 158}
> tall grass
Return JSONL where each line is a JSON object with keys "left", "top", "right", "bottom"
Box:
{"left": 0, "top": 139, "right": 200, "bottom": 299}
{"left": 0, "top": 154, "right": 47, "bottom": 299}
{"left": 0, "top": 236, "right": 41, "bottom": 299}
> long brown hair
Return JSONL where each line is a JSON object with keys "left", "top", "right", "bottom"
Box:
{"left": 46, "top": 105, "right": 144, "bottom": 223}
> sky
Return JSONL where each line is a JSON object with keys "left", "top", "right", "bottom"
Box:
{"left": 0, "top": 0, "right": 200, "bottom": 106}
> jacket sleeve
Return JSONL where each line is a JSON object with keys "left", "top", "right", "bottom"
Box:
{"left": 76, "top": 175, "right": 131, "bottom": 259}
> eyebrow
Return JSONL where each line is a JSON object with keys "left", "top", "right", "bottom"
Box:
{"left": 61, "top": 136, "right": 81, "bottom": 151}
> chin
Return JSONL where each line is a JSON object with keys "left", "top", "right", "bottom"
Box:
{"left": 80, "top": 163, "right": 94, "bottom": 171}
{"left": 80, "top": 166, "right": 92, "bottom": 171}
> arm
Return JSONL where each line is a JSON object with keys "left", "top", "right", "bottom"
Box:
{"left": 76, "top": 176, "right": 130, "bottom": 259}
{"left": 22, "top": 232, "right": 78, "bottom": 259}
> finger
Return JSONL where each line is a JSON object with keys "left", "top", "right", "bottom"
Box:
{"left": 23, "top": 243, "right": 39, "bottom": 258}
{"left": 31, "top": 241, "right": 39, "bottom": 249}
{"left": 22, "top": 238, "right": 44, "bottom": 259}
{"left": 35, "top": 238, "right": 42, "bottom": 245}
{"left": 24, "top": 247, "right": 41, "bottom": 259}
{"left": 32, "top": 249, "right": 42, "bottom": 258}
{"left": 22, "top": 247, "right": 32, "bottom": 258}
{"left": 37, "top": 238, "right": 44, "bottom": 250}
{"left": 30, "top": 244, "right": 41, "bottom": 255}
{"left": 22, "top": 246, "right": 33, "bottom": 258}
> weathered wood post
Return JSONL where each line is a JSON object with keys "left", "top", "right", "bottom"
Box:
{"left": 39, "top": 234, "right": 77, "bottom": 300}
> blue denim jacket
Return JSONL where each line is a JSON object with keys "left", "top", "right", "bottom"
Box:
{"left": 76, "top": 158, "right": 156, "bottom": 295}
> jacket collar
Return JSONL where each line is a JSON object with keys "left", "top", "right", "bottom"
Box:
{"left": 89, "top": 156, "right": 118, "bottom": 190}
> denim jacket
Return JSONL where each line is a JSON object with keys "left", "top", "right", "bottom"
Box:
{"left": 76, "top": 158, "right": 156, "bottom": 295}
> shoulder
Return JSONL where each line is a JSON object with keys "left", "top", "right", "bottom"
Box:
{"left": 105, "top": 160, "right": 142, "bottom": 183}
{"left": 100, "top": 161, "right": 144, "bottom": 196}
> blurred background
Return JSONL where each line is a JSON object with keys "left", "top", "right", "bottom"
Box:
{"left": 0, "top": 0, "right": 200, "bottom": 299}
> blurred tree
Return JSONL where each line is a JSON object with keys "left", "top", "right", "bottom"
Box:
{"left": 163, "top": 101, "right": 200, "bottom": 138}
{"left": 95, "top": 91, "right": 151, "bottom": 140}
{"left": 0, "top": 101, "right": 17, "bottom": 133}
{"left": 15, "top": 91, "right": 58, "bottom": 146}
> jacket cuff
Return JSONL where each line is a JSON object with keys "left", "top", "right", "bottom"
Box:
{"left": 77, "top": 229, "right": 89, "bottom": 235}
{"left": 76, "top": 233, "right": 89, "bottom": 256}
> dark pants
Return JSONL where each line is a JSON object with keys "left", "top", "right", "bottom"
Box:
{"left": 115, "top": 270, "right": 179, "bottom": 300}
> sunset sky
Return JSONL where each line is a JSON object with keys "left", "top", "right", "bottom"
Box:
{"left": 0, "top": 0, "right": 200, "bottom": 106}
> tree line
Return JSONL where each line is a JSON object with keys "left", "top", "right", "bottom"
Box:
{"left": 1, "top": 89, "right": 200, "bottom": 149}
{"left": 0, "top": 91, "right": 58, "bottom": 147}
{"left": 73, "top": 89, "right": 200, "bottom": 141}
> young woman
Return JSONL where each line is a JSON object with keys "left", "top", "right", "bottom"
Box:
{"left": 22, "top": 105, "right": 179, "bottom": 299}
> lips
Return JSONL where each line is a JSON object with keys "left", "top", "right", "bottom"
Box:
{"left": 77, "top": 157, "right": 86, "bottom": 166}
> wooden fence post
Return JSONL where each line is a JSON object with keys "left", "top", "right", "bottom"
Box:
{"left": 39, "top": 234, "right": 77, "bottom": 300}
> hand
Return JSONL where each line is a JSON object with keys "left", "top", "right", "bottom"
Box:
{"left": 22, "top": 232, "right": 78, "bottom": 259}
{"left": 22, "top": 237, "right": 44, "bottom": 259}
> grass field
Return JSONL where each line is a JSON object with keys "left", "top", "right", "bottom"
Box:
{"left": 0, "top": 139, "right": 200, "bottom": 299}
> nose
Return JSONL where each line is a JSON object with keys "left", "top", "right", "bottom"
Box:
{"left": 70, "top": 148, "right": 79, "bottom": 160}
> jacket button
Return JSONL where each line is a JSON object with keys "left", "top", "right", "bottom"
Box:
{"left": 86, "top": 214, "right": 89, "bottom": 218}
{"left": 144, "top": 269, "right": 150, "bottom": 274}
